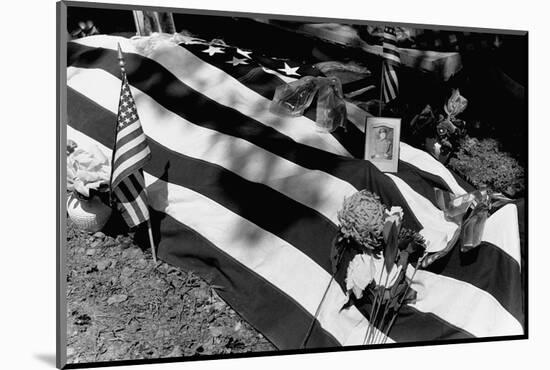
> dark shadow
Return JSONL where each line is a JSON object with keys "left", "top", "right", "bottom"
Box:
{"left": 133, "top": 162, "right": 170, "bottom": 256}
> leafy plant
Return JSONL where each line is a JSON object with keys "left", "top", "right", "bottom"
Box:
{"left": 448, "top": 136, "right": 525, "bottom": 197}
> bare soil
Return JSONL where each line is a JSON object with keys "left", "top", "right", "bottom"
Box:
{"left": 66, "top": 217, "right": 276, "bottom": 364}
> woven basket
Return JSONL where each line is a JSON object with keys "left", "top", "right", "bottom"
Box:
{"left": 67, "top": 192, "right": 112, "bottom": 232}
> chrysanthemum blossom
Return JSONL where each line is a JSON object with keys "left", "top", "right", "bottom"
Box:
{"left": 337, "top": 190, "right": 385, "bottom": 250}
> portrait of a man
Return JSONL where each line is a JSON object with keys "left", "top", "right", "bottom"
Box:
{"left": 371, "top": 126, "right": 393, "bottom": 160}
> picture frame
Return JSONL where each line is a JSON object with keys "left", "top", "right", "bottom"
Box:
{"left": 364, "top": 117, "right": 401, "bottom": 173}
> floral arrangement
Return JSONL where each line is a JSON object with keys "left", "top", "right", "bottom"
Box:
{"left": 333, "top": 190, "right": 427, "bottom": 344}
{"left": 409, "top": 89, "right": 468, "bottom": 164}
{"left": 448, "top": 136, "right": 525, "bottom": 197}
{"left": 67, "top": 140, "right": 111, "bottom": 202}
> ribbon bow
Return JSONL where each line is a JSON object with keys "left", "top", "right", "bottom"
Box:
{"left": 270, "top": 76, "right": 347, "bottom": 133}
{"left": 422, "top": 188, "right": 513, "bottom": 266}
{"left": 436, "top": 88, "right": 468, "bottom": 137}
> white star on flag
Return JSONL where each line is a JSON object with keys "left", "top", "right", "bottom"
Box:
{"left": 226, "top": 57, "right": 248, "bottom": 66}
{"left": 202, "top": 45, "right": 225, "bottom": 56}
{"left": 236, "top": 48, "right": 252, "bottom": 59}
{"left": 277, "top": 62, "right": 300, "bottom": 76}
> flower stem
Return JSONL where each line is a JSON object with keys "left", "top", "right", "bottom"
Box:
{"left": 372, "top": 269, "right": 404, "bottom": 344}
{"left": 365, "top": 262, "right": 392, "bottom": 345}
{"left": 381, "top": 260, "right": 422, "bottom": 344}
{"left": 363, "top": 261, "right": 386, "bottom": 345}
{"left": 301, "top": 251, "right": 344, "bottom": 348}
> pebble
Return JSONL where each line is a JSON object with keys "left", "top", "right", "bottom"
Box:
{"left": 96, "top": 259, "right": 112, "bottom": 271}
{"left": 121, "top": 266, "right": 134, "bottom": 277}
{"left": 102, "top": 238, "right": 116, "bottom": 248}
{"left": 67, "top": 347, "right": 76, "bottom": 357}
{"left": 209, "top": 327, "right": 224, "bottom": 337}
{"left": 167, "top": 345, "right": 183, "bottom": 358}
{"left": 86, "top": 248, "right": 97, "bottom": 256}
{"left": 107, "top": 294, "right": 128, "bottom": 305}
{"left": 93, "top": 231, "right": 105, "bottom": 239}
{"left": 135, "top": 258, "right": 148, "bottom": 269}
{"left": 155, "top": 328, "right": 171, "bottom": 338}
{"left": 90, "top": 240, "right": 102, "bottom": 249}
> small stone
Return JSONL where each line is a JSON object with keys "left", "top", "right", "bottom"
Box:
{"left": 155, "top": 328, "right": 171, "bottom": 338}
{"left": 86, "top": 248, "right": 97, "bottom": 256}
{"left": 135, "top": 258, "right": 148, "bottom": 269}
{"left": 120, "top": 241, "right": 131, "bottom": 250}
{"left": 209, "top": 326, "right": 224, "bottom": 337}
{"left": 213, "top": 300, "right": 226, "bottom": 311}
{"left": 90, "top": 240, "right": 102, "bottom": 249}
{"left": 167, "top": 345, "right": 183, "bottom": 358}
{"left": 93, "top": 231, "right": 105, "bottom": 239}
{"left": 67, "top": 347, "right": 76, "bottom": 357}
{"left": 76, "top": 247, "right": 86, "bottom": 254}
{"left": 234, "top": 321, "right": 242, "bottom": 332}
{"left": 110, "top": 260, "right": 117, "bottom": 269}
{"left": 96, "top": 259, "right": 112, "bottom": 271}
{"left": 107, "top": 294, "right": 128, "bottom": 305}
{"left": 102, "top": 238, "right": 116, "bottom": 248}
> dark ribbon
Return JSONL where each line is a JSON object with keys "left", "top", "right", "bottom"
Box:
{"left": 270, "top": 76, "right": 347, "bottom": 133}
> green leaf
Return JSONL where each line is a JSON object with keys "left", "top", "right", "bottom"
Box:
{"left": 383, "top": 222, "right": 399, "bottom": 272}
{"left": 397, "top": 250, "right": 409, "bottom": 269}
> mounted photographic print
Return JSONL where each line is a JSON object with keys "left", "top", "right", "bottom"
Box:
{"left": 365, "top": 117, "right": 401, "bottom": 172}
{"left": 57, "top": 0, "right": 528, "bottom": 368}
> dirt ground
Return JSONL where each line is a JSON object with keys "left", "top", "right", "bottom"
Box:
{"left": 66, "top": 216, "right": 276, "bottom": 364}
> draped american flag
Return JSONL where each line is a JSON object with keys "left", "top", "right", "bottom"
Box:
{"left": 381, "top": 26, "right": 400, "bottom": 103}
{"left": 67, "top": 34, "right": 524, "bottom": 349}
{"left": 110, "top": 47, "right": 152, "bottom": 228}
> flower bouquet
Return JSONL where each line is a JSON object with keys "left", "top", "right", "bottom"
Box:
{"left": 409, "top": 89, "right": 468, "bottom": 164}
{"left": 333, "top": 190, "right": 427, "bottom": 344}
{"left": 66, "top": 140, "right": 112, "bottom": 232}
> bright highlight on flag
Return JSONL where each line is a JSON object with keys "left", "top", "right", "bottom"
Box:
{"left": 381, "top": 27, "right": 400, "bottom": 103}
{"left": 110, "top": 43, "right": 156, "bottom": 262}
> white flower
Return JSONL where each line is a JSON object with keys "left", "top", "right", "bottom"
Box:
{"left": 67, "top": 144, "right": 111, "bottom": 197}
{"left": 346, "top": 253, "right": 403, "bottom": 299}
{"left": 346, "top": 253, "right": 376, "bottom": 299}
{"left": 385, "top": 206, "right": 404, "bottom": 227}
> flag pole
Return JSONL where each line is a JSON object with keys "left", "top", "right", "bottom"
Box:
{"left": 147, "top": 219, "right": 158, "bottom": 264}
{"left": 110, "top": 43, "right": 126, "bottom": 207}
{"left": 379, "top": 60, "right": 384, "bottom": 117}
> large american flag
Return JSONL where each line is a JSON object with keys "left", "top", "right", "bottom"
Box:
{"left": 110, "top": 56, "right": 152, "bottom": 228}
{"left": 381, "top": 26, "right": 400, "bottom": 103}
{"left": 67, "top": 34, "right": 524, "bottom": 349}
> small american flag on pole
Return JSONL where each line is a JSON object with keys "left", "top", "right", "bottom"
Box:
{"left": 110, "top": 43, "right": 157, "bottom": 262}
{"left": 381, "top": 26, "right": 400, "bottom": 103}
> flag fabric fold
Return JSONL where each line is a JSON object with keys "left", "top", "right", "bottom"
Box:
{"left": 66, "top": 34, "right": 524, "bottom": 349}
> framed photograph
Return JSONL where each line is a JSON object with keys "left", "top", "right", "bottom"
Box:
{"left": 57, "top": 1, "right": 528, "bottom": 369}
{"left": 365, "top": 117, "right": 401, "bottom": 172}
